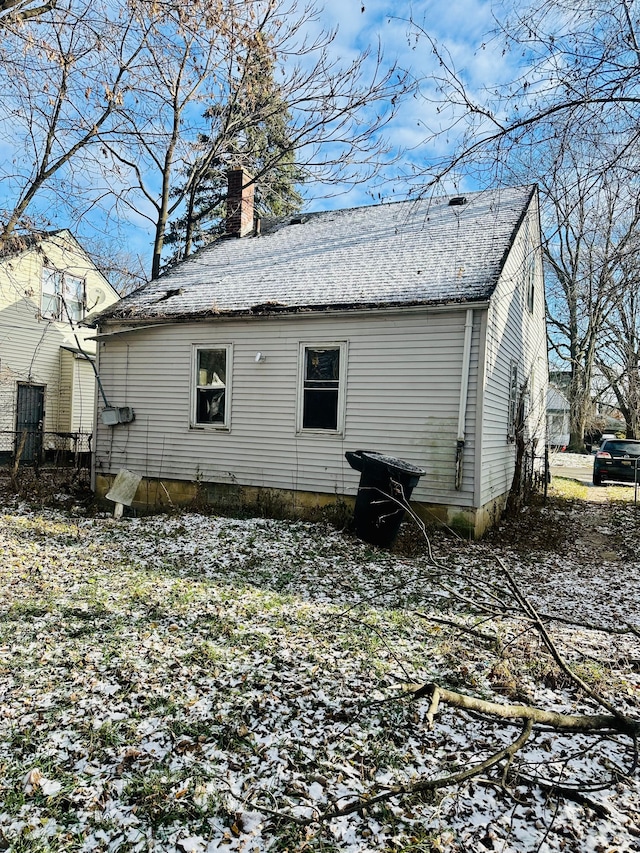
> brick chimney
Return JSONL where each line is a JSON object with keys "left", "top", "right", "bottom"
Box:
{"left": 226, "top": 168, "right": 255, "bottom": 237}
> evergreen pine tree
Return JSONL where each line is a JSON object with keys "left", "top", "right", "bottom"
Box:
{"left": 165, "top": 32, "right": 303, "bottom": 263}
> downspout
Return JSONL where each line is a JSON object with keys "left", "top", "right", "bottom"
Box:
{"left": 455, "top": 308, "right": 474, "bottom": 490}
{"left": 91, "top": 336, "right": 100, "bottom": 493}
{"left": 72, "top": 326, "right": 110, "bottom": 408}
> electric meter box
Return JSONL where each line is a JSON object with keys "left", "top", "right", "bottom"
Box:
{"left": 101, "top": 406, "right": 135, "bottom": 426}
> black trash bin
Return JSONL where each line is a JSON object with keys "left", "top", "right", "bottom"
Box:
{"left": 345, "top": 450, "right": 425, "bottom": 548}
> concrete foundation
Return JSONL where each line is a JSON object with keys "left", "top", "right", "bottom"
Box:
{"left": 95, "top": 474, "right": 505, "bottom": 538}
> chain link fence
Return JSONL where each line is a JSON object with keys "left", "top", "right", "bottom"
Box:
{"left": 0, "top": 430, "right": 93, "bottom": 498}
{"left": 0, "top": 430, "right": 92, "bottom": 471}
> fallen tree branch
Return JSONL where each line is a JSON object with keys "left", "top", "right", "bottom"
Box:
{"left": 415, "top": 611, "right": 498, "bottom": 644}
{"left": 333, "top": 487, "right": 640, "bottom": 830}
{"left": 521, "top": 610, "right": 640, "bottom": 637}
{"left": 406, "top": 682, "right": 640, "bottom": 737}
{"left": 436, "top": 579, "right": 522, "bottom": 620}
{"left": 496, "top": 557, "right": 623, "bottom": 719}
{"left": 515, "top": 773, "right": 612, "bottom": 818}
{"left": 318, "top": 718, "right": 534, "bottom": 820}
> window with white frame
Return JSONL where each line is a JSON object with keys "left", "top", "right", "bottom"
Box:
{"left": 41, "top": 268, "right": 85, "bottom": 323}
{"left": 192, "top": 345, "right": 231, "bottom": 428}
{"left": 298, "top": 343, "right": 346, "bottom": 433}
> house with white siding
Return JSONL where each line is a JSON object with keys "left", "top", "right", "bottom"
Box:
{"left": 0, "top": 231, "right": 119, "bottom": 463}
{"left": 90, "top": 172, "right": 548, "bottom": 536}
{"left": 547, "top": 385, "right": 570, "bottom": 449}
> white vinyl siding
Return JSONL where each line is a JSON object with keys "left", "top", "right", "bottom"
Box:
{"left": 479, "top": 199, "right": 548, "bottom": 506}
{"left": 73, "top": 358, "right": 97, "bottom": 432}
{"left": 94, "top": 308, "right": 481, "bottom": 506}
{"left": 507, "top": 360, "right": 519, "bottom": 442}
{"left": 58, "top": 349, "right": 74, "bottom": 431}
{"left": 0, "top": 232, "right": 118, "bottom": 450}
{"left": 0, "top": 291, "right": 63, "bottom": 442}
{"left": 59, "top": 351, "right": 96, "bottom": 432}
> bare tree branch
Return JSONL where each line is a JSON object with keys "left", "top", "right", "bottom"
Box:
{"left": 407, "top": 681, "right": 639, "bottom": 737}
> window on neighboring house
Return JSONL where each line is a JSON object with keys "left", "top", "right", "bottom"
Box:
{"left": 192, "top": 345, "right": 231, "bottom": 428}
{"left": 507, "top": 360, "right": 519, "bottom": 442}
{"left": 524, "top": 218, "right": 536, "bottom": 314}
{"left": 41, "top": 268, "right": 85, "bottom": 322}
{"left": 298, "top": 343, "right": 346, "bottom": 433}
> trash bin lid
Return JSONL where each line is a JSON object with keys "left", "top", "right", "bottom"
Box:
{"left": 360, "top": 451, "right": 425, "bottom": 477}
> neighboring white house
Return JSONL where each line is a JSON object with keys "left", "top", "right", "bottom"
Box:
{"left": 548, "top": 370, "right": 627, "bottom": 448}
{"left": 0, "top": 230, "right": 119, "bottom": 463}
{"left": 90, "top": 173, "right": 548, "bottom": 536}
{"left": 547, "top": 385, "right": 570, "bottom": 449}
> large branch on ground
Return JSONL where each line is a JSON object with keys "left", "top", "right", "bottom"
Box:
{"left": 515, "top": 774, "right": 613, "bottom": 818}
{"left": 408, "top": 682, "right": 640, "bottom": 737}
{"left": 315, "top": 719, "right": 534, "bottom": 820}
{"left": 495, "top": 557, "right": 624, "bottom": 719}
{"left": 256, "top": 680, "right": 638, "bottom": 828}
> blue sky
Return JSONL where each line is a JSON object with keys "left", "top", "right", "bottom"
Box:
{"left": 301, "top": 0, "right": 505, "bottom": 208}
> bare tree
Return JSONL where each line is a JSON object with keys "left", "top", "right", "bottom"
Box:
{"left": 96, "top": 4, "right": 233, "bottom": 280}
{"left": 408, "top": 0, "right": 640, "bottom": 191}
{"left": 0, "top": 0, "right": 409, "bottom": 278}
{"left": 596, "top": 246, "right": 640, "bottom": 438}
{"left": 97, "top": 1, "right": 299, "bottom": 279}
{"left": 543, "top": 163, "right": 640, "bottom": 449}
{"left": 0, "top": 0, "right": 154, "bottom": 247}
{"left": 405, "top": 1, "right": 640, "bottom": 450}
{"left": 0, "top": 0, "right": 56, "bottom": 27}
{"left": 99, "top": 0, "right": 409, "bottom": 278}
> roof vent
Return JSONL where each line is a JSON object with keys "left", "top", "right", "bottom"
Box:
{"left": 449, "top": 196, "right": 468, "bottom": 206}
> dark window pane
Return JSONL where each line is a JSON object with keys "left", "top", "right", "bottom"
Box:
{"left": 197, "top": 388, "right": 225, "bottom": 423}
{"left": 305, "top": 348, "right": 339, "bottom": 382}
{"left": 195, "top": 348, "right": 226, "bottom": 424}
{"left": 303, "top": 389, "right": 338, "bottom": 430}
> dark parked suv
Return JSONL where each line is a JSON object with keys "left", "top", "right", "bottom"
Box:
{"left": 593, "top": 439, "right": 640, "bottom": 485}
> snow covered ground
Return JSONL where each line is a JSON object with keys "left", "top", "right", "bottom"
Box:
{"left": 0, "top": 488, "right": 639, "bottom": 852}
{"left": 549, "top": 451, "right": 595, "bottom": 468}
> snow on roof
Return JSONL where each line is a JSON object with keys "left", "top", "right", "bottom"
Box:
{"left": 97, "top": 185, "right": 536, "bottom": 323}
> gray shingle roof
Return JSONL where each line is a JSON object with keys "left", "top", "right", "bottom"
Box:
{"left": 96, "top": 185, "right": 535, "bottom": 323}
